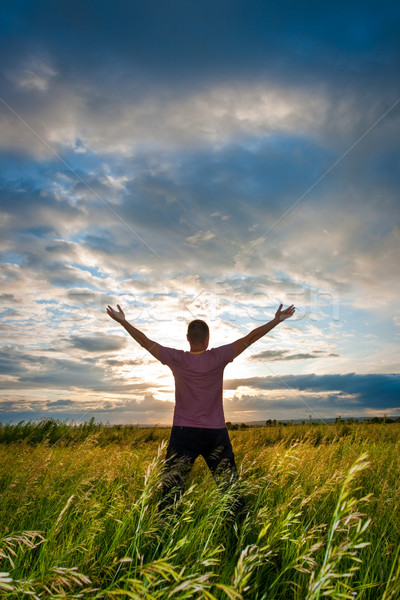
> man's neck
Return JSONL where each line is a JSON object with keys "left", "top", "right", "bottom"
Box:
{"left": 189, "top": 344, "right": 207, "bottom": 353}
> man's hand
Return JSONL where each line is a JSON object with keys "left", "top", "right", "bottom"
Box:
{"left": 107, "top": 304, "right": 126, "bottom": 324}
{"left": 106, "top": 304, "right": 160, "bottom": 360}
{"left": 275, "top": 303, "right": 295, "bottom": 321}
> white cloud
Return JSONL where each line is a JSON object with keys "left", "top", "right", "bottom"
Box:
{"left": 185, "top": 230, "right": 215, "bottom": 246}
{"left": 7, "top": 57, "right": 57, "bottom": 92}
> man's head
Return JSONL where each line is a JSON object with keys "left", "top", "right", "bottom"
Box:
{"left": 187, "top": 319, "right": 209, "bottom": 350}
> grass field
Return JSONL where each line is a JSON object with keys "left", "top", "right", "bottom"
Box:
{"left": 0, "top": 420, "right": 399, "bottom": 599}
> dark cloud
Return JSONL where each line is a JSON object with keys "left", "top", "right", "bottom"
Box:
{"left": 0, "top": 346, "right": 146, "bottom": 393}
{"left": 0, "top": 346, "right": 44, "bottom": 375}
{"left": 105, "top": 358, "right": 141, "bottom": 367}
{"left": 2, "top": 0, "right": 399, "bottom": 89}
{"left": 66, "top": 289, "right": 96, "bottom": 304}
{"left": 250, "top": 350, "right": 339, "bottom": 361}
{"left": 46, "top": 399, "right": 74, "bottom": 407}
{"left": 44, "top": 265, "right": 94, "bottom": 288}
{"left": 69, "top": 334, "right": 126, "bottom": 353}
{"left": 0, "top": 294, "right": 20, "bottom": 303}
{"left": 224, "top": 373, "right": 400, "bottom": 411}
{"left": 0, "top": 186, "right": 83, "bottom": 237}
{"left": 224, "top": 392, "right": 368, "bottom": 420}
{"left": 1, "top": 1, "right": 399, "bottom": 165}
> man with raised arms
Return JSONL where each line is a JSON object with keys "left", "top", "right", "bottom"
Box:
{"left": 106, "top": 303, "right": 295, "bottom": 510}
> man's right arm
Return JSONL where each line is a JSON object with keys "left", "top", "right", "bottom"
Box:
{"left": 233, "top": 304, "right": 295, "bottom": 359}
{"left": 106, "top": 304, "right": 160, "bottom": 360}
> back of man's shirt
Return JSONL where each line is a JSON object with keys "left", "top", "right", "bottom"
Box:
{"left": 159, "top": 343, "right": 235, "bottom": 428}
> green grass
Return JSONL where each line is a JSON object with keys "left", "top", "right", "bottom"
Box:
{"left": 1, "top": 421, "right": 399, "bottom": 598}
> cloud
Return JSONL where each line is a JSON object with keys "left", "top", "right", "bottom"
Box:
{"left": 104, "top": 358, "right": 141, "bottom": 367}
{"left": 1, "top": 120, "right": 398, "bottom": 307}
{"left": 0, "top": 346, "right": 44, "bottom": 375}
{"left": 224, "top": 373, "right": 400, "bottom": 411}
{"left": 0, "top": 394, "right": 174, "bottom": 427}
{"left": 0, "top": 346, "right": 146, "bottom": 394}
{"left": 250, "top": 350, "right": 339, "bottom": 361}
{"left": 101, "top": 395, "right": 174, "bottom": 414}
{"left": 6, "top": 56, "right": 57, "bottom": 92}
{"left": 223, "top": 392, "right": 365, "bottom": 422}
{"left": 69, "top": 334, "right": 126, "bottom": 353}
{"left": 46, "top": 399, "right": 75, "bottom": 408}
{"left": 2, "top": 77, "right": 398, "bottom": 160}
{"left": 2, "top": 0, "right": 399, "bottom": 160}
{"left": 185, "top": 231, "right": 215, "bottom": 247}
{"left": 0, "top": 294, "right": 20, "bottom": 303}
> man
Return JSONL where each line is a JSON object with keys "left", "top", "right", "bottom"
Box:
{"left": 106, "top": 302, "right": 295, "bottom": 510}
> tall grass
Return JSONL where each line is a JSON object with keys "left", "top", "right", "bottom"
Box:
{"left": 0, "top": 421, "right": 399, "bottom": 598}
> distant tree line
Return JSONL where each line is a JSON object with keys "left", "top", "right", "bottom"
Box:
{"left": 335, "top": 415, "right": 400, "bottom": 424}
{"left": 225, "top": 416, "right": 400, "bottom": 430}
{"left": 361, "top": 416, "right": 400, "bottom": 424}
{"left": 225, "top": 422, "right": 250, "bottom": 430}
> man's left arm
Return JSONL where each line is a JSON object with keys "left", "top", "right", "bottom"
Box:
{"left": 233, "top": 304, "right": 295, "bottom": 359}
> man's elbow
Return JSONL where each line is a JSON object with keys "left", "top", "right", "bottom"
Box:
{"left": 233, "top": 339, "right": 249, "bottom": 359}
{"left": 146, "top": 341, "right": 160, "bottom": 361}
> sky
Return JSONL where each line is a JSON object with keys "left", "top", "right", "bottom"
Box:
{"left": 0, "top": 0, "right": 399, "bottom": 425}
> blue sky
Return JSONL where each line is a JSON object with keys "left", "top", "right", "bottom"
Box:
{"left": 0, "top": 0, "right": 399, "bottom": 424}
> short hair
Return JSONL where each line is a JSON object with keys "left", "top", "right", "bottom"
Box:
{"left": 187, "top": 320, "right": 209, "bottom": 345}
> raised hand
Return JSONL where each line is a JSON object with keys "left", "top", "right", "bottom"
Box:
{"left": 106, "top": 304, "right": 126, "bottom": 324}
{"left": 275, "top": 304, "right": 295, "bottom": 321}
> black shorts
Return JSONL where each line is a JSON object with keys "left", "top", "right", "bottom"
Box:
{"left": 165, "top": 425, "right": 237, "bottom": 475}
{"left": 160, "top": 426, "right": 244, "bottom": 514}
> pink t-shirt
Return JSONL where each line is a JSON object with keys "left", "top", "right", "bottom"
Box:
{"left": 159, "top": 343, "right": 235, "bottom": 428}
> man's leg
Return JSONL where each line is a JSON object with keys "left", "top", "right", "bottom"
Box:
{"left": 203, "top": 428, "right": 238, "bottom": 487}
{"left": 203, "top": 428, "right": 246, "bottom": 516}
{"left": 159, "top": 426, "right": 198, "bottom": 510}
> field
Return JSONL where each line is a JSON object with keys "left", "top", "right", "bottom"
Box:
{"left": 0, "top": 420, "right": 399, "bottom": 599}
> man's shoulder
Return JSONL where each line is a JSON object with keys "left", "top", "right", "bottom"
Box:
{"left": 158, "top": 345, "right": 184, "bottom": 364}
{"left": 208, "top": 342, "right": 235, "bottom": 362}
{"left": 210, "top": 342, "right": 234, "bottom": 352}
